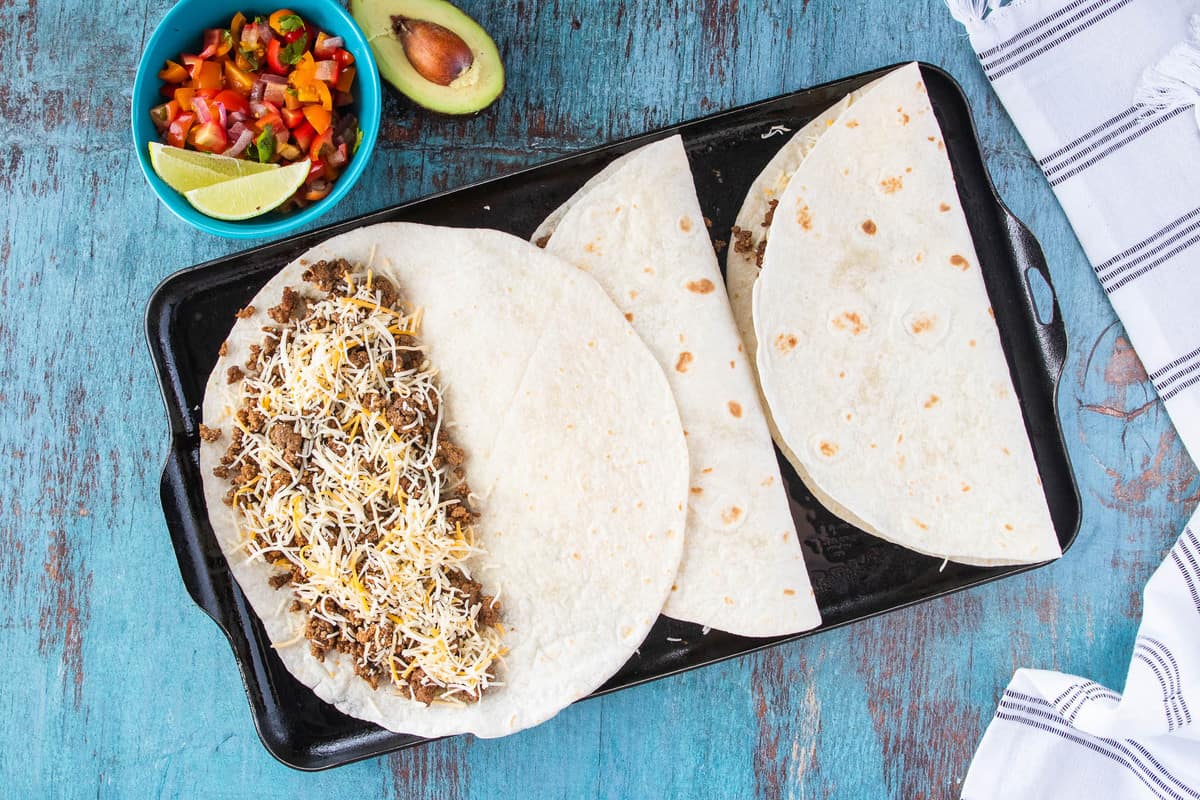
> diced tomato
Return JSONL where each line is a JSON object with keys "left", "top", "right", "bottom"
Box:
{"left": 194, "top": 88, "right": 220, "bottom": 100}
{"left": 283, "top": 90, "right": 301, "bottom": 110}
{"left": 214, "top": 89, "right": 250, "bottom": 115}
{"left": 333, "top": 48, "right": 354, "bottom": 68}
{"left": 224, "top": 60, "right": 256, "bottom": 93}
{"left": 256, "top": 112, "right": 285, "bottom": 135}
{"left": 199, "top": 29, "right": 233, "bottom": 59}
{"left": 191, "top": 121, "right": 228, "bottom": 154}
{"left": 335, "top": 66, "right": 355, "bottom": 93}
{"left": 194, "top": 59, "right": 223, "bottom": 89}
{"left": 166, "top": 112, "right": 195, "bottom": 149}
{"left": 308, "top": 128, "right": 334, "bottom": 163}
{"left": 149, "top": 101, "right": 180, "bottom": 131}
{"left": 158, "top": 60, "right": 188, "bottom": 83}
{"left": 174, "top": 87, "right": 196, "bottom": 111}
{"left": 280, "top": 106, "right": 305, "bottom": 128}
{"left": 302, "top": 104, "right": 331, "bottom": 134}
{"left": 266, "top": 39, "right": 289, "bottom": 75}
{"left": 306, "top": 159, "right": 325, "bottom": 182}
{"left": 182, "top": 54, "right": 204, "bottom": 79}
{"left": 292, "top": 121, "right": 317, "bottom": 152}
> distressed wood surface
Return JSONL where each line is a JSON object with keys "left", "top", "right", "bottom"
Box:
{"left": 3, "top": 1, "right": 1197, "bottom": 797}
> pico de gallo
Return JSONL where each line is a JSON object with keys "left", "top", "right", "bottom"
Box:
{"left": 149, "top": 9, "right": 361, "bottom": 207}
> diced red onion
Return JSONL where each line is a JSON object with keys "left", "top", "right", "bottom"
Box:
{"left": 250, "top": 101, "right": 271, "bottom": 118}
{"left": 263, "top": 82, "right": 287, "bottom": 105}
{"left": 275, "top": 127, "right": 290, "bottom": 148}
{"left": 314, "top": 60, "right": 337, "bottom": 82}
{"left": 192, "top": 97, "right": 211, "bottom": 124}
{"left": 228, "top": 111, "right": 248, "bottom": 125}
{"left": 241, "top": 24, "right": 259, "bottom": 46}
{"left": 229, "top": 121, "right": 249, "bottom": 140}
{"left": 249, "top": 80, "right": 265, "bottom": 104}
{"left": 333, "top": 90, "right": 354, "bottom": 108}
{"left": 222, "top": 128, "right": 254, "bottom": 158}
{"left": 327, "top": 143, "right": 348, "bottom": 169}
{"left": 257, "top": 22, "right": 272, "bottom": 43}
{"left": 260, "top": 73, "right": 287, "bottom": 85}
{"left": 215, "top": 102, "right": 228, "bottom": 129}
{"left": 322, "top": 36, "right": 344, "bottom": 50}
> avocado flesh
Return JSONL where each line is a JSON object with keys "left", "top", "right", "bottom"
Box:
{"left": 352, "top": 0, "right": 504, "bottom": 115}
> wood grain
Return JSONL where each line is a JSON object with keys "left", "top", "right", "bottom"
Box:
{"left": 2, "top": 0, "right": 1196, "bottom": 797}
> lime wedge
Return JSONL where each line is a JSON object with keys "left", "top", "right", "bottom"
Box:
{"left": 149, "top": 142, "right": 279, "bottom": 192}
{"left": 184, "top": 160, "right": 311, "bottom": 221}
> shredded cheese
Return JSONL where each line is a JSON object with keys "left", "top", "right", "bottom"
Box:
{"left": 221, "top": 267, "right": 504, "bottom": 701}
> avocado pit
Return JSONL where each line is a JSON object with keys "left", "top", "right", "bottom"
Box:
{"left": 392, "top": 16, "right": 474, "bottom": 87}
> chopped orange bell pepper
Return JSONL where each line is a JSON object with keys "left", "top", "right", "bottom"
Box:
{"left": 302, "top": 104, "right": 332, "bottom": 134}
{"left": 230, "top": 11, "right": 247, "bottom": 41}
{"left": 174, "top": 87, "right": 196, "bottom": 111}
{"left": 269, "top": 9, "right": 299, "bottom": 35}
{"left": 224, "top": 61, "right": 255, "bottom": 93}
{"left": 194, "top": 60, "right": 223, "bottom": 90}
{"left": 335, "top": 66, "right": 355, "bottom": 93}
{"left": 158, "top": 60, "right": 188, "bottom": 83}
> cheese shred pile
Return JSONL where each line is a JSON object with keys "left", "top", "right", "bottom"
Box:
{"left": 215, "top": 263, "right": 505, "bottom": 704}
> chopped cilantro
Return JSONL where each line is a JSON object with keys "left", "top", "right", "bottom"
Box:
{"left": 278, "top": 14, "right": 305, "bottom": 32}
{"left": 280, "top": 34, "right": 308, "bottom": 65}
{"left": 353, "top": 127, "right": 363, "bottom": 154}
{"left": 250, "top": 125, "right": 276, "bottom": 163}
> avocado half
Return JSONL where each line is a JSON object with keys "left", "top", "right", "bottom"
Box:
{"left": 351, "top": 0, "right": 504, "bottom": 115}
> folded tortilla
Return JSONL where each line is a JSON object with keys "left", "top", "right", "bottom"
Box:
{"left": 533, "top": 135, "right": 822, "bottom": 637}
{"left": 201, "top": 223, "right": 690, "bottom": 738}
{"left": 750, "top": 63, "right": 1061, "bottom": 565}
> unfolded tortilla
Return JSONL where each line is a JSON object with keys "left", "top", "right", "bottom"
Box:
{"left": 532, "top": 135, "right": 822, "bottom": 637}
{"left": 201, "top": 223, "right": 690, "bottom": 738}
{"left": 751, "top": 63, "right": 1061, "bottom": 565}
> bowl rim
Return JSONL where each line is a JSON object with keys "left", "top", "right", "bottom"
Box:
{"left": 131, "top": 0, "right": 382, "bottom": 240}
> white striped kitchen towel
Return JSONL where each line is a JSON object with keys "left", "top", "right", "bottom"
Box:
{"left": 947, "top": 0, "right": 1200, "bottom": 464}
{"left": 944, "top": 2, "right": 1200, "bottom": 796}
{"left": 960, "top": 507, "right": 1200, "bottom": 799}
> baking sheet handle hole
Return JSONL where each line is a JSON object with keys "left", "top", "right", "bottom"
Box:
{"left": 1026, "top": 266, "right": 1056, "bottom": 326}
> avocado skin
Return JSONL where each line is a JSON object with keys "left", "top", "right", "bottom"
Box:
{"left": 352, "top": 0, "right": 504, "bottom": 115}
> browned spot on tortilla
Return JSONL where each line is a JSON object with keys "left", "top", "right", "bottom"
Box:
{"left": 737, "top": 343, "right": 744, "bottom": 353}
{"left": 915, "top": 251, "right": 925, "bottom": 264}
{"left": 912, "top": 518, "right": 929, "bottom": 531}
{"left": 950, "top": 254, "right": 969, "bottom": 270}
{"left": 897, "top": 107, "right": 910, "bottom": 125}
{"left": 846, "top": 119, "right": 860, "bottom": 128}
{"left": 916, "top": 81, "right": 925, "bottom": 92}
{"left": 728, "top": 401, "right": 743, "bottom": 418}
{"left": 910, "top": 315, "right": 934, "bottom": 334}
{"left": 675, "top": 351, "right": 693, "bottom": 372}
{"left": 762, "top": 476, "right": 775, "bottom": 486}
{"left": 587, "top": 340, "right": 596, "bottom": 348}
{"left": 679, "top": 216, "right": 693, "bottom": 233}
{"left": 988, "top": 307, "right": 995, "bottom": 319}
{"left": 671, "top": 584, "right": 678, "bottom": 591}
{"left": 924, "top": 394, "right": 940, "bottom": 409}
{"left": 838, "top": 370, "right": 846, "bottom": 379}
{"left": 724, "top": 596, "right": 735, "bottom": 605}
{"left": 643, "top": 266, "right": 654, "bottom": 275}
{"left": 961, "top": 484, "right": 972, "bottom": 492}
{"left": 686, "top": 278, "right": 715, "bottom": 294}
{"left": 969, "top": 339, "right": 977, "bottom": 347}
{"left": 572, "top": 552, "right": 581, "bottom": 560}
{"left": 721, "top": 506, "right": 744, "bottom": 525}
{"left": 629, "top": 290, "right": 638, "bottom": 299}
{"left": 624, "top": 312, "right": 634, "bottom": 322}
{"left": 690, "top": 487, "right": 703, "bottom": 495}
{"left": 702, "top": 467, "right": 713, "bottom": 474}
{"left": 729, "top": 360, "right": 735, "bottom": 368}
{"left": 939, "top": 203, "right": 951, "bottom": 212}
{"left": 1004, "top": 524, "right": 1014, "bottom": 531}
{"left": 880, "top": 176, "right": 904, "bottom": 194}
{"left": 534, "top": 234, "right": 550, "bottom": 249}
{"left": 796, "top": 203, "right": 813, "bottom": 230}
{"left": 584, "top": 241, "right": 599, "bottom": 253}
{"left": 783, "top": 589, "right": 796, "bottom": 596}
{"left": 832, "top": 311, "right": 867, "bottom": 336}
{"left": 819, "top": 441, "right": 838, "bottom": 457}
{"left": 1002, "top": 447, "right": 1011, "bottom": 455}
{"left": 928, "top": 136, "right": 935, "bottom": 142}
{"left": 862, "top": 219, "right": 877, "bottom": 235}
{"left": 938, "top": 140, "right": 945, "bottom": 151}
{"left": 845, "top": 412, "right": 853, "bottom": 421}
{"left": 897, "top": 433, "right": 904, "bottom": 443}
{"left": 775, "top": 333, "right": 798, "bottom": 352}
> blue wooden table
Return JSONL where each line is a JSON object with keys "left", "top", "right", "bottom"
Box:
{"left": 5, "top": 1, "right": 1198, "bottom": 797}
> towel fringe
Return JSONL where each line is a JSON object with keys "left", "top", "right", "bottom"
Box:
{"left": 945, "top": 0, "right": 991, "bottom": 24}
{"left": 1136, "top": 14, "right": 1200, "bottom": 129}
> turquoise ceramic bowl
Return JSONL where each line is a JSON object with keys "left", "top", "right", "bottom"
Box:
{"left": 132, "top": 0, "right": 381, "bottom": 239}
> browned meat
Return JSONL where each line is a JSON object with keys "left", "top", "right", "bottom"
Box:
{"left": 198, "top": 424, "right": 221, "bottom": 442}
{"left": 301, "top": 258, "right": 351, "bottom": 292}
{"left": 226, "top": 365, "right": 244, "bottom": 384}
{"left": 235, "top": 305, "right": 256, "bottom": 319}
{"left": 269, "top": 422, "right": 305, "bottom": 466}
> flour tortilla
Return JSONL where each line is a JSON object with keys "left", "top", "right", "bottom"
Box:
{"left": 752, "top": 63, "right": 1060, "bottom": 565}
{"left": 533, "top": 135, "right": 821, "bottom": 637}
{"left": 201, "top": 223, "right": 689, "bottom": 738}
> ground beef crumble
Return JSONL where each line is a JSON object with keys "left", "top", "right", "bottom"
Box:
{"left": 211, "top": 262, "right": 501, "bottom": 704}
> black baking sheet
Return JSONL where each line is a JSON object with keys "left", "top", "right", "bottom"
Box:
{"left": 146, "top": 62, "right": 1081, "bottom": 770}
